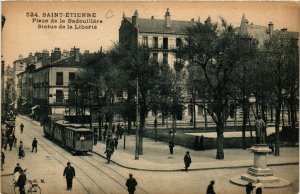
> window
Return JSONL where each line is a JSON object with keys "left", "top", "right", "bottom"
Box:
{"left": 153, "top": 53, "right": 158, "bottom": 63}
{"left": 56, "top": 72, "right": 63, "bottom": 85}
{"left": 56, "top": 90, "right": 64, "bottom": 103}
{"left": 163, "top": 53, "right": 168, "bottom": 65}
{"left": 142, "top": 36, "right": 148, "bottom": 47}
{"left": 176, "top": 38, "right": 182, "bottom": 48}
{"left": 153, "top": 37, "right": 158, "bottom": 48}
{"left": 163, "top": 38, "right": 168, "bottom": 49}
{"left": 69, "top": 72, "right": 76, "bottom": 84}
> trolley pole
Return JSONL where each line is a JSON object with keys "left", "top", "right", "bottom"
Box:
{"left": 135, "top": 77, "right": 139, "bottom": 160}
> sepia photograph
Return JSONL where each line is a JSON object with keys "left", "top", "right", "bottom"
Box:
{"left": 1, "top": 1, "right": 299, "bottom": 194}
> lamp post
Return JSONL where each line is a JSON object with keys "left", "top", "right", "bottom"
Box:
{"left": 135, "top": 77, "right": 139, "bottom": 160}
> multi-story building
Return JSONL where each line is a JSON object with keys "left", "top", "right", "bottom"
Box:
{"left": 17, "top": 47, "right": 85, "bottom": 122}
{"left": 119, "top": 9, "right": 204, "bottom": 121}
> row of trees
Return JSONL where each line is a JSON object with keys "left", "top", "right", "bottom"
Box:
{"left": 72, "top": 17, "right": 298, "bottom": 159}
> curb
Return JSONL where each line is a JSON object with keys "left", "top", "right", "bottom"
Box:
{"left": 1, "top": 173, "right": 14, "bottom": 177}
{"left": 92, "top": 151, "right": 299, "bottom": 172}
{"left": 18, "top": 115, "right": 39, "bottom": 126}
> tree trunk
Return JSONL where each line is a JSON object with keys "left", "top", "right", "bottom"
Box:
{"left": 274, "top": 101, "right": 281, "bottom": 156}
{"left": 242, "top": 104, "right": 247, "bottom": 149}
{"left": 216, "top": 120, "right": 225, "bottom": 159}
{"left": 139, "top": 113, "right": 146, "bottom": 155}
{"left": 281, "top": 103, "right": 285, "bottom": 127}
{"left": 271, "top": 105, "right": 274, "bottom": 123}
{"left": 289, "top": 93, "right": 296, "bottom": 145}
{"left": 287, "top": 103, "right": 291, "bottom": 125}
{"left": 162, "top": 113, "right": 165, "bottom": 126}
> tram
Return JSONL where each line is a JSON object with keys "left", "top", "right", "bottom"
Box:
{"left": 43, "top": 115, "right": 93, "bottom": 154}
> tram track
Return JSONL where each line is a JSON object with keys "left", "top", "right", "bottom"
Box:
{"left": 79, "top": 154, "right": 149, "bottom": 194}
{"left": 20, "top": 116, "right": 148, "bottom": 194}
{"left": 21, "top": 118, "right": 108, "bottom": 194}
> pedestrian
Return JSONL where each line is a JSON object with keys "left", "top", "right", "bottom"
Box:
{"left": 268, "top": 136, "right": 274, "bottom": 154}
{"left": 103, "top": 130, "right": 107, "bottom": 143}
{"left": 114, "top": 137, "right": 118, "bottom": 150}
{"left": 18, "top": 141, "right": 25, "bottom": 159}
{"left": 14, "top": 163, "right": 22, "bottom": 174}
{"left": 194, "top": 136, "right": 200, "bottom": 151}
{"left": 255, "top": 180, "right": 263, "bottom": 194}
{"left": 63, "top": 162, "right": 75, "bottom": 191}
{"left": 112, "top": 124, "right": 116, "bottom": 134}
{"left": 104, "top": 146, "right": 113, "bottom": 163}
{"left": 2, "top": 135, "right": 8, "bottom": 151}
{"left": 184, "top": 151, "right": 192, "bottom": 171}
{"left": 255, "top": 115, "right": 266, "bottom": 144}
{"left": 246, "top": 182, "right": 254, "bottom": 194}
{"left": 16, "top": 169, "right": 27, "bottom": 194}
{"left": 126, "top": 173, "right": 138, "bottom": 194}
{"left": 206, "top": 180, "right": 216, "bottom": 194}
{"left": 80, "top": 135, "right": 85, "bottom": 149}
{"left": 110, "top": 138, "right": 115, "bottom": 152}
{"left": 199, "top": 135, "right": 204, "bottom": 151}
{"left": 13, "top": 133, "right": 17, "bottom": 147}
{"left": 20, "top": 123, "right": 24, "bottom": 134}
{"left": 169, "top": 140, "right": 174, "bottom": 154}
{"left": 31, "top": 138, "right": 38, "bottom": 152}
{"left": 120, "top": 125, "right": 124, "bottom": 139}
{"left": 94, "top": 132, "right": 98, "bottom": 146}
{"left": 8, "top": 133, "right": 14, "bottom": 151}
{"left": 1, "top": 151, "right": 5, "bottom": 171}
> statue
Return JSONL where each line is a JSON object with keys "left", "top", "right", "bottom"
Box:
{"left": 255, "top": 115, "right": 266, "bottom": 144}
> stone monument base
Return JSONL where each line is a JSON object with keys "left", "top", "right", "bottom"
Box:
{"left": 230, "top": 144, "right": 291, "bottom": 188}
{"left": 230, "top": 175, "right": 291, "bottom": 188}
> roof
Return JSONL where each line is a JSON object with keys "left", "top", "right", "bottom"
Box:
{"left": 54, "top": 120, "right": 71, "bottom": 126}
{"left": 125, "top": 17, "right": 197, "bottom": 34}
{"left": 65, "top": 126, "right": 93, "bottom": 132}
{"left": 235, "top": 24, "right": 299, "bottom": 48}
{"left": 13, "top": 57, "right": 30, "bottom": 64}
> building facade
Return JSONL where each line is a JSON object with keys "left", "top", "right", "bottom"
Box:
{"left": 17, "top": 47, "right": 85, "bottom": 122}
{"left": 119, "top": 9, "right": 205, "bottom": 121}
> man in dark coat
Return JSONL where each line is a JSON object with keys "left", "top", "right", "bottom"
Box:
{"left": 206, "top": 180, "right": 216, "bottom": 194}
{"left": 126, "top": 173, "right": 137, "bottom": 194}
{"left": 16, "top": 169, "right": 27, "bottom": 194}
{"left": 20, "top": 123, "right": 24, "bottom": 134}
{"left": 14, "top": 163, "right": 22, "bottom": 174}
{"left": 31, "top": 138, "right": 38, "bottom": 152}
{"left": 246, "top": 182, "right": 253, "bottom": 194}
{"left": 63, "top": 162, "right": 75, "bottom": 191}
{"left": 169, "top": 140, "right": 174, "bottom": 154}
{"left": 104, "top": 147, "right": 113, "bottom": 163}
{"left": 184, "top": 151, "right": 192, "bottom": 171}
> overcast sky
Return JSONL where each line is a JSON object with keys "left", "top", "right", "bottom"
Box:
{"left": 2, "top": 1, "right": 300, "bottom": 66}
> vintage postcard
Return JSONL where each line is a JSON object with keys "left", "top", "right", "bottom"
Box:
{"left": 1, "top": 1, "right": 299, "bottom": 194}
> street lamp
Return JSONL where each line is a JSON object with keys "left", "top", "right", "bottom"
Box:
{"left": 135, "top": 77, "right": 139, "bottom": 160}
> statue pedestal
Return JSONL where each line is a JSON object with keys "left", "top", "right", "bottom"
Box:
{"left": 247, "top": 144, "right": 273, "bottom": 176}
{"left": 230, "top": 144, "right": 291, "bottom": 188}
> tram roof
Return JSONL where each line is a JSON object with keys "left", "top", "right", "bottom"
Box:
{"left": 54, "top": 120, "right": 71, "bottom": 126}
{"left": 65, "top": 126, "right": 92, "bottom": 132}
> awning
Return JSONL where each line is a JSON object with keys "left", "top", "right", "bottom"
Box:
{"left": 31, "top": 105, "right": 40, "bottom": 110}
{"left": 22, "top": 102, "right": 27, "bottom": 106}
{"left": 9, "top": 102, "right": 15, "bottom": 106}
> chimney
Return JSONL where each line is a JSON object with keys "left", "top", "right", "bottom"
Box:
{"left": 75, "top": 48, "right": 80, "bottom": 62}
{"left": 197, "top": 17, "right": 200, "bottom": 23}
{"left": 165, "top": 8, "right": 171, "bottom": 28}
{"left": 281, "top": 28, "right": 287, "bottom": 32}
{"left": 151, "top": 16, "right": 154, "bottom": 19}
{"left": 132, "top": 10, "right": 138, "bottom": 26}
{"left": 51, "top": 47, "right": 61, "bottom": 62}
{"left": 268, "top": 22, "right": 274, "bottom": 36}
{"left": 191, "top": 18, "right": 194, "bottom": 22}
{"left": 34, "top": 52, "right": 42, "bottom": 62}
{"left": 41, "top": 50, "right": 49, "bottom": 65}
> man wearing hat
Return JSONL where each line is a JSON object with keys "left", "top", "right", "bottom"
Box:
{"left": 63, "top": 162, "right": 76, "bottom": 191}
{"left": 126, "top": 173, "right": 138, "bottom": 194}
{"left": 184, "top": 151, "right": 192, "bottom": 171}
{"left": 16, "top": 169, "right": 27, "bottom": 194}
